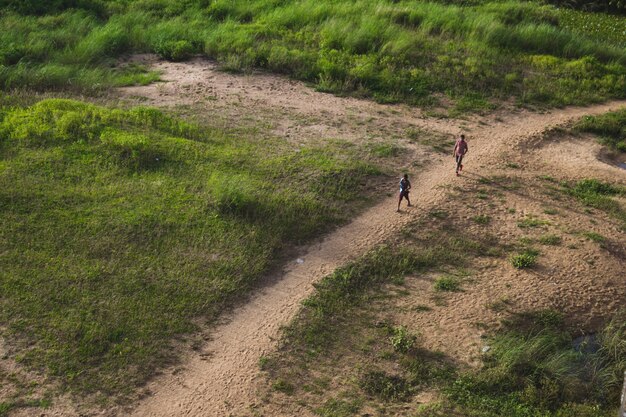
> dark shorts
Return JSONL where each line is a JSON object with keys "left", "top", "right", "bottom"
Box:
{"left": 399, "top": 190, "right": 410, "bottom": 199}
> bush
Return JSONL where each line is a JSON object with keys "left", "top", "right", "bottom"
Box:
{"left": 510, "top": 249, "right": 538, "bottom": 269}
{"left": 389, "top": 326, "right": 417, "bottom": 354}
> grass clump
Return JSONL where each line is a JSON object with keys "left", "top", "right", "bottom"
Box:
{"left": 315, "top": 398, "right": 361, "bottom": 417}
{"left": 368, "top": 143, "right": 403, "bottom": 158}
{"left": 510, "top": 248, "right": 539, "bottom": 269}
{"left": 0, "top": 98, "right": 381, "bottom": 401}
{"left": 517, "top": 216, "right": 550, "bottom": 228}
{"left": 582, "top": 231, "right": 606, "bottom": 242}
{"left": 433, "top": 275, "right": 463, "bottom": 292}
{"left": 446, "top": 310, "right": 626, "bottom": 417}
{"left": 562, "top": 178, "right": 626, "bottom": 228}
{"left": 539, "top": 234, "right": 562, "bottom": 245}
{"left": 576, "top": 109, "right": 626, "bottom": 153}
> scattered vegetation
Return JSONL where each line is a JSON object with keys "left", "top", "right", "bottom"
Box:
{"left": 0, "top": 0, "right": 625, "bottom": 107}
{"left": 0, "top": 98, "right": 381, "bottom": 400}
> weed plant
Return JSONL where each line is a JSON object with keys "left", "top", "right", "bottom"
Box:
{"left": 0, "top": 98, "right": 380, "bottom": 399}
{"left": 433, "top": 275, "right": 463, "bottom": 291}
{"left": 0, "top": 0, "right": 625, "bottom": 107}
{"left": 510, "top": 248, "right": 539, "bottom": 268}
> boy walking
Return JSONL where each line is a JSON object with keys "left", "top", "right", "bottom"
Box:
{"left": 397, "top": 174, "right": 411, "bottom": 212}
{"left": 453, "top": 134, "right": 468, "bottom": 176}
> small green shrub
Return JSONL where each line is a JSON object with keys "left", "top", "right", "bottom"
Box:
{"left": 433, "top": 275, "right": 462, "bottom": 292}
{"left": 577, "top": 111, "right": 626, "bottom": 147}
{"left": 510, "top": 249, "right": 538, "bottom": 269}
{"left": 389, "top": 326, "right": 417, "bottom": 354}
{"left": 573, "top": 179, "right": 622, "bottom": 196}
{"left": 564, "top": 179, "right": 625, "bottom": 225}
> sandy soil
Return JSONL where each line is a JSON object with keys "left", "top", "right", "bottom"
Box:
{"left": 115, "top": 57, "right": 624, "bottom": 417}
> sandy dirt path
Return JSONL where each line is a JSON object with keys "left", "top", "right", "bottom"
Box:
{"left": 114, "top": 58, "right": 626, "bottom": 417}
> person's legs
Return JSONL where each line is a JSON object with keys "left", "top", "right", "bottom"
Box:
{"left": 397, "top": 192, "right": 402, "bottom": 211}
{"left": 456, "top": 155, "right": 463, "bottom": 174}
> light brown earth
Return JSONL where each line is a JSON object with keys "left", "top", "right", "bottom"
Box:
{"left": 4, "top": 55, "right": 624, "bottom": 416}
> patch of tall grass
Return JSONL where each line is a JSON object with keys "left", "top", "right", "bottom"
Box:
{"left": 576, "top": 108, "right": 626, "bottom": 152}
{"left": 0, "top": 0, "right": 624, "bottom": 106}
{"left": 563, "top": 179, "right": 626, "bottom": 227}
{"left": 447, "top": 310, "right": 626, "bottom": 416}
{"left": 0, "top": 98, "right": 381, "bottom": 401}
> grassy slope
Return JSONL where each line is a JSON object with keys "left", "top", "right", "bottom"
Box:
{"left": 0, "top": 0, "right": 625, "bottom": 108}
{"left": 0, "top": 97, "right": 382, "bottom": 405}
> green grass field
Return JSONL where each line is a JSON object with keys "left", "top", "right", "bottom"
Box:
{"left": 0, "top": 97, "right": 382, "bottom": 403}
{"left": 0, "top": 0, "right": 625, "bottom": 108}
